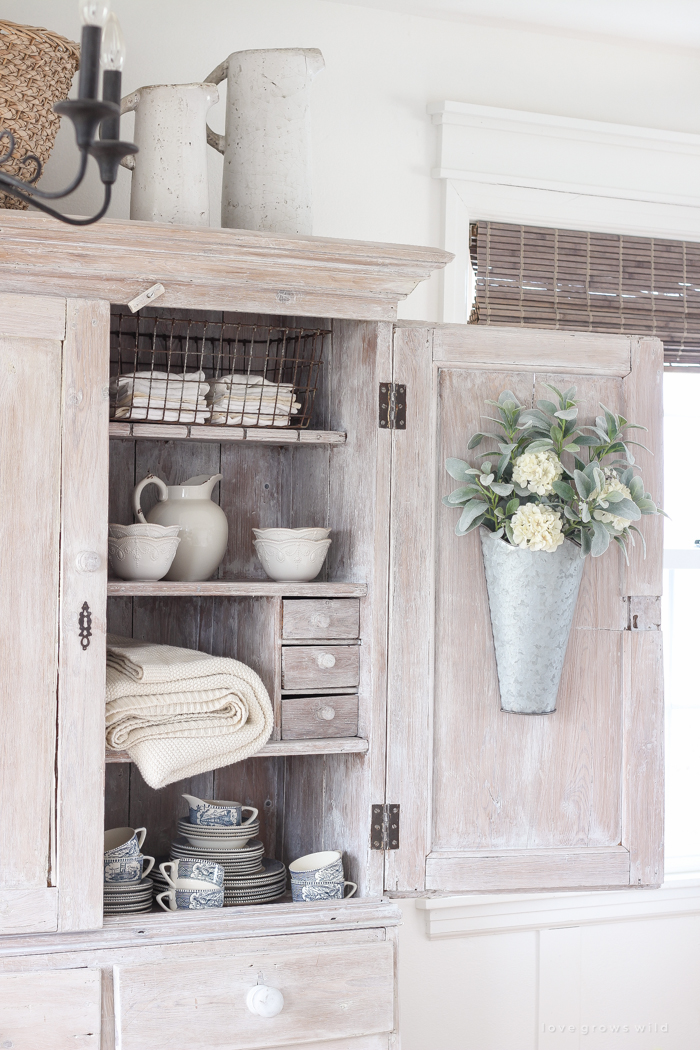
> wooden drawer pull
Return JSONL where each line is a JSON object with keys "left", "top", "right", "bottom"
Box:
{"left": 317, "top": 705, "right": 336, "bottom": 721}
{"left": 317, "top": 652, "right": 336, "bottom": 669}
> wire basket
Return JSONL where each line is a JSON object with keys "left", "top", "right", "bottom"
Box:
{"left": 110, "top": 309, "right": 329, "bottom": 429}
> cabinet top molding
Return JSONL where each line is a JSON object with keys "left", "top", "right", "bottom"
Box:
{"left": 0, "top": 212, "right": 453, "bottom": 321}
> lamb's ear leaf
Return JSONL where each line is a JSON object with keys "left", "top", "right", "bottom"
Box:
{"left": 460, "top": 513, "right": 487, "bottom": 536}
{"left": 505, "top": 498, "right": 520, "bottom": 516}
{"left": 551, "top": 480, "right": 576, "bottom": 500}
{"left": 579, "top": 527, "right": 592, "bottom": 556}
{"left": 589, "top": 519, "right": 610, "bottom": 557}
{"left": 629, "top": 475, "right": 645, "bottom": 501}
{"left": 628, "top": 524, "right": 647, "bottom": 557}
{"left": 491, "top": 481, "right": 514, "bottom": 496}
{"left": 505, "top": 522, "right": 515, "bottom": 545}
{"left": 467, "top": 433, "right": 484, "bottom": 449}
{"left": 537, "top": 399, "right": 558, "bottom": 416}
{"left": 555, "top": 407, "right": 578, "bottom": 420}
{"left": 446, "top": 458, "right": 473, "bottom": 481}
{"left": 573, "top": 470, "right": 592, "bottom": 499}
{"left": 611, "top": 497, "right": 641, "bottom": 521}
{"left": 613, "top": 533, "right": 630, "bottom": 563}
{"left": 564, "top": 505, "right": 579, "bottom": 521}
{"left": 456, "top": 500, "right": 489, "bottom": 535}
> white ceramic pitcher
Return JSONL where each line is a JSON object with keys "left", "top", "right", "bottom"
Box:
{"left": 205, "top": 48, "right": 324, "bottom": 234}
{"left": 132, "top": 473, "right": 228, "bottom": 582}
{"left": 120, "top": 83, "right": 218, "bottom": 225}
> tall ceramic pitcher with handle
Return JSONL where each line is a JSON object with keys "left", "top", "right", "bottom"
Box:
{"left": 132, "top": 473, "right": 228, "bottom": 582}
{"left": 205, "top": 48, "right": 324, "bottom": 234}
{"left": 120, "top": 83, "right": 218, "bottom": 225}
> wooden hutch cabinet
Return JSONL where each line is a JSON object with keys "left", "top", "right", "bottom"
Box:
{"left": 0, "top": 213, "right": 663, "bottom": 1049}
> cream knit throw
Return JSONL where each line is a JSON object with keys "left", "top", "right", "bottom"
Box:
{"left": 105, "top": 635, "right": 273, "bottom": 789}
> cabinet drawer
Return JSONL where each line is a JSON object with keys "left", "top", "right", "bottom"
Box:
{"left": 114, "top": 941, "right": 394, "bottom": 1050}
{"left": 282, "top": 599, "right": 360, "bottom": 640}
{"left": 281, "top": 695, "right": 359, "bottom": 739}
{"left": 0, "top": 967, "right": 101, "bottom": 1049}
{"left": 281, "top": 646, "right": 360, "bottom": 690}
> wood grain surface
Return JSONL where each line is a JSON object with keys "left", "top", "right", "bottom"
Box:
{"left": 114, "top": 941, "right": 394, "bottom": 1050}
{"left": 281, "top": 696, "right": 359, "bottom": 739}
{"left": 282, "top": 599, "right": 360, "bottom": 640}
{"left": 281, "top": 645, "right": 360, "bottom": 690}
{"left": 0, "top": 967, "right": 101, "bottom": 1049}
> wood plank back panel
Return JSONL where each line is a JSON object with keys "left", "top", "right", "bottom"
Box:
{"left": 0, "top": 966, "right": 101, "bottom": 1049}
{"left": 0, "top": 292, "right": 66, "bottom": 340}
{"left": 0, "top": 319, "right": 62, "bottom": 898}
{"left": 114, "top": 941, "right": 394, "bottom": 1050}
{"left": 57, "top": 300, "right": 111, "bottom": 932}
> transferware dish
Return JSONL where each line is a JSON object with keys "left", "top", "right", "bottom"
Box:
{"left": 182, "top": 794, "right": 258, "bottom": 827}
{"left": 104, "top": 852, "right": 155, "bottom": 884}
{"left": 156, "top": 886, "right": 224, "bottom": 911}
{"left": 254, "top": 537, "right": 331, "bottom": 583}
{"left": 104, "top": 827, "right": 147, "bottom": 858}
{"left": 160, "top": 859, "right": 224, "bottom": 889}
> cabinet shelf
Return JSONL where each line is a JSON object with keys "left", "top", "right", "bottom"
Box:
{"left": 107, "top": 580, "right": 367, "bottom": 598}
{"left": 109, "top": 422, "right": 346, "bottom": 445}
{"left": 105, "top": 737, "right": 369, "bottom": 763}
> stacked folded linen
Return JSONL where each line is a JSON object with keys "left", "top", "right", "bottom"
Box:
{"left": 105, "top": 635, "right": 274, "bottom": 789}
{"left": 206, "top": 374, "right": 302, "bottom": 426}
{"left": 111, "top": 370, "right": 210, "bottom": 423}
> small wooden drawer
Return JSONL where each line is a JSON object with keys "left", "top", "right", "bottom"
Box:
{"left": 281, "top": 645, "right": 360, "bottom": 691}
{"left": 0, "top": 968, "right": 101, "bottom": 1049}
{"left": 114, "top": 941, "right": 394, "bottom": 1049}
{"left": 281, "top": 695, "right": 359, "bottom": 739}
{"left": 282, "top": 598, "right": 360, "bottom": 640}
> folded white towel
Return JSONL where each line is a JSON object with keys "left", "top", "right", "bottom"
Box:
{"left": 105, "top": 635, "right": 274, "bottom": 789}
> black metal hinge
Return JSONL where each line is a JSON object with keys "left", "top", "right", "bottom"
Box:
{"left": 371, "top": 804, "right": 400, "bottom": 850}
{"left": 379, "top": 383, "right": 406, "bottom": 430}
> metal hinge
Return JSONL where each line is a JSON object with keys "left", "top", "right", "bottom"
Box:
{"left": 379, "top": 383, "right": 406, "bottom": 430}
{"left": 371, "top": 804, "right": 400, "bottom": 850}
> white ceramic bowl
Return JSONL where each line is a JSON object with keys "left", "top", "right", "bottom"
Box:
{"left": 108, "top": 535, "right": 181, "bottom": 581}
{"left": 252, "top": 527, "right": 331, "bottom": 542}
{"left": 108, "top": 522, "right": 181, "bottom": 539}
{"left": 254, "top": 538, "right": 331, "bottom": 582}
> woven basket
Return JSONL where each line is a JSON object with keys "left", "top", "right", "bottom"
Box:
{"left": 0, "top": 20, "right": 80, "bottom": 210}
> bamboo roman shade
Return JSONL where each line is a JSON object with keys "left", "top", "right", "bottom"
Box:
{"left": 471, "top": 221, "right": 700, "bottom": 367}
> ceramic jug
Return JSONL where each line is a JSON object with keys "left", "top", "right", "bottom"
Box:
{"left": 132, "top": 473, "right": 228, "bottom": 582}
{"left": 120, "top": 83, "right": 219, "bottom": 225}
{"left": 205, "top": 48, "right": 324, "bottom": 234}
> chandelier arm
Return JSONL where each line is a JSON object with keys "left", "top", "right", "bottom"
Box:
{"left": 0, "top": 182, "right": 112, "bottom": 226}
{"left": 0, "top": 150, "right": 91, "bottom": 200}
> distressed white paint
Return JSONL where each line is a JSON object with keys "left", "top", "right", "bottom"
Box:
{"left": 121, "top": 83, "right": 218, "bottom": 225}
{"left": 207, "top": 49, "right": 325, "bottom": 234}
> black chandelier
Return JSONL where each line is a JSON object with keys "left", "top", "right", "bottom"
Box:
{"left": 0, "top": 2, "right": 137, "bottom": 226}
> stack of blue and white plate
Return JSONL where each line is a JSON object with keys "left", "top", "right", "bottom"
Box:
{"left": 224, "top": 858, "right": 287, "bottom": 906}
{"left": 103, "top": 877, "right": 153, "bottom": 915}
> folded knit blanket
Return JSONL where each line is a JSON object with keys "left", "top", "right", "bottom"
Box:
{"left": 105, "top": 635, "right": 273, "bottom": 789}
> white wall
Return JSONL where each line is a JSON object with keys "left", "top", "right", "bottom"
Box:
{"left": 4, "top": 2, "right": 700, "bottom": 1046}
{"left": 5, "top": 0, "right": 700, "bottom": 320}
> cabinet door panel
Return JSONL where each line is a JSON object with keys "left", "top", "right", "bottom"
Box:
{"left": 0, "top": 304, "right": 63, "bottom": 933}
{"left": 386, "top": 325, "right": 663, "bottom": 893}
{"left": 0, "top": 967, "right": 101, "bottom": 1048}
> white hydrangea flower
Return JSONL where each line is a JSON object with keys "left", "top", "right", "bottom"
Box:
{"left": 510, "top": 503, "right": 566, "bottom": 553}
{"left": 593, "top": 476, "right": 632, "bottom": 533}
{"left": 512, "top": 450, "right": 563, "bottom": 496}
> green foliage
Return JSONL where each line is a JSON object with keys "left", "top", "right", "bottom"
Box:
{"left": 443, "top": 385, "right": 664, "bottom": 557}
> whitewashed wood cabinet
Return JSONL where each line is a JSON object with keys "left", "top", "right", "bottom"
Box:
{"left": 0, "top": 214, "right": 663, "bottom": 1048}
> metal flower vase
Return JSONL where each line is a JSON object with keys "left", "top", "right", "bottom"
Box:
{"left": 480, "top": 530, "right": 585, "bottom": 714}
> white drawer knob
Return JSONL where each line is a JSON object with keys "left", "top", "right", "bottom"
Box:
{"left": 246, "top": 985, "right": 284, "bottom": 1018}
{"left": 316, "top": 652, "right": 336, "bottom": 669}
{"left": 318, "top": 705, "right": 336, "bottom": 721}
{"left": 310, "top": 612, "right": 331, "bottom": 629}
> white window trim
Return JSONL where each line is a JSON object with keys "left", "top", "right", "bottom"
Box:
{"left": 416, "top": 878, "right": 700, "bottom": 939}
{"left": 430, "top": 100, "right": 700, "bottom": 323}
{"left": 426, "top": 101, "right": 700, "bottom": 931}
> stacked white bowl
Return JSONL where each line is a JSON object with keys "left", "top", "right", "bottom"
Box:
{"left": 253, "top": 527, "right": 331, "bottom": 582}
{"left": 108, "top": 522, "right": 181, "bottom": 582}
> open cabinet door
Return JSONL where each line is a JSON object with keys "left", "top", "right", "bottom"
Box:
{"left": 385, "top": 324, "right": 663, "bottom": 894}
{"left": 0, "top": 294, "right": 108, "bottom": 934}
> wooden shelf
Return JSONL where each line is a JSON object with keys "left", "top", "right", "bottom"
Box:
{"left": 106, "top": 737, "right": 369, "bottom": 763}
{"left": 107, "top": 580, "right": 367, "bottom": 598}
{"left": 109, "top": 422, "right": 346, "bottom": 445}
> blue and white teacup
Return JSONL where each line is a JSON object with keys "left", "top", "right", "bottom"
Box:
{"left": 160, "top": 859, "right": 224, "bottom": 889}
{"left": 292, "top": 879, "right": 357, "bottom": 903}
{"left": 104, "top": 826, "right": 147, "bottom": 858}
{"left": 289, "top": 850, "right": 345, "bottom": 885}
{"left": 182, "top": 794, "right": 258, "bottom": 827}
{"left": 156, "top": 886, "right": 224, "bottom": 911}
{"left": 104, "top": 853, "right": 155, "bottom": 884}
